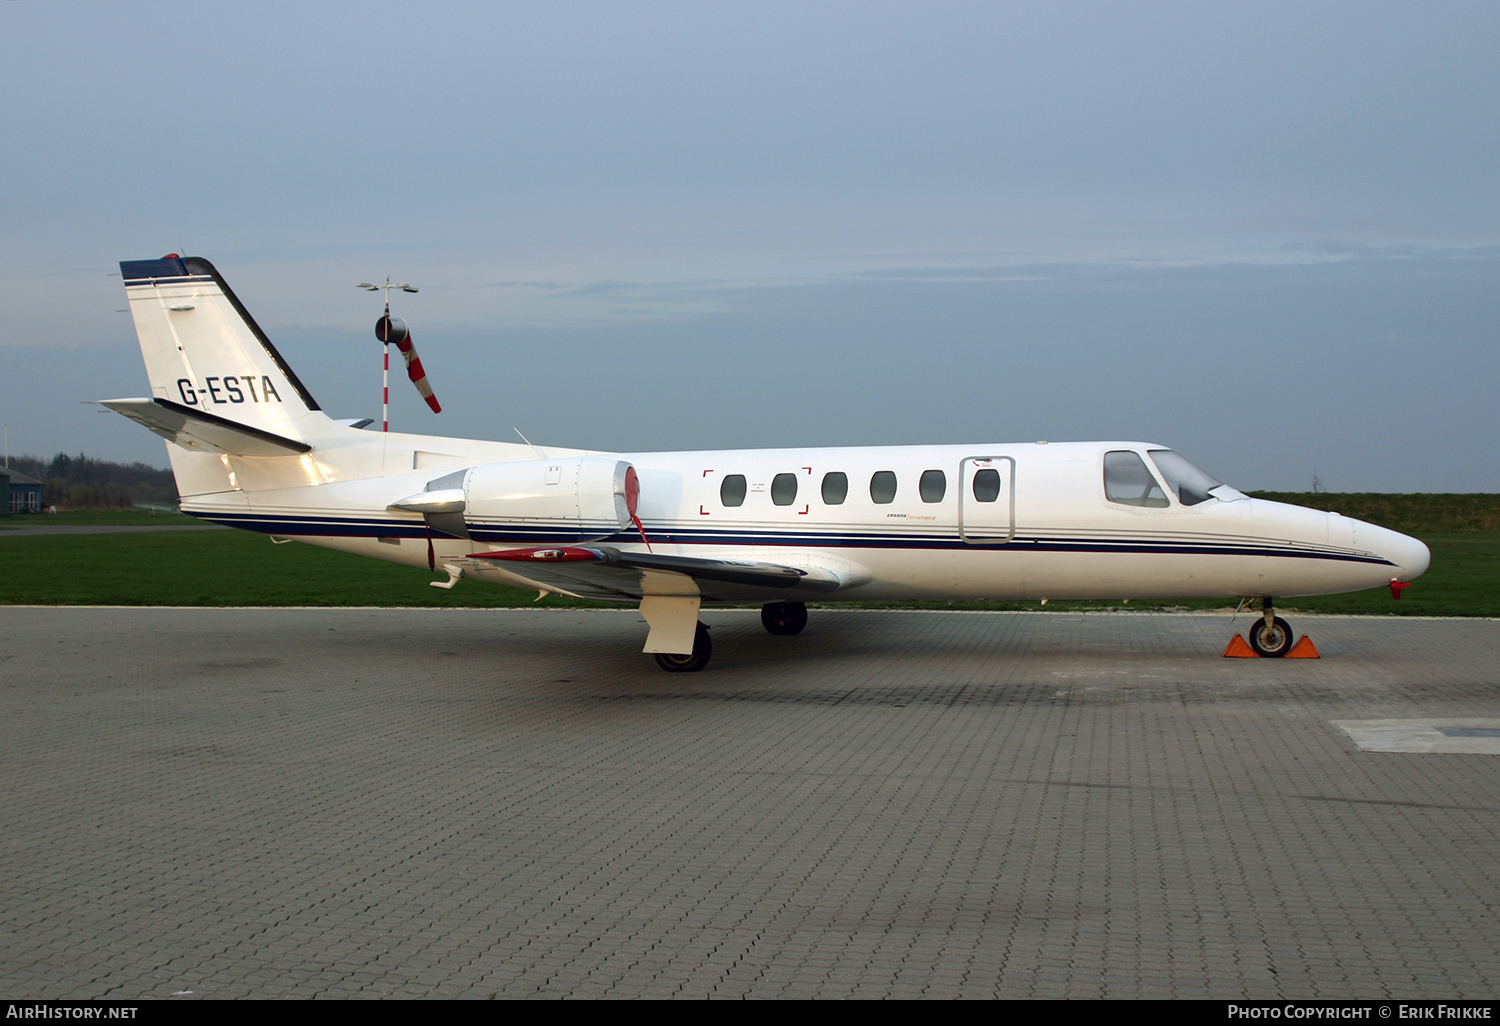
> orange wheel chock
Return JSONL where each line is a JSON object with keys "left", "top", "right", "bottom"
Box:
{"left": 1285, "top": 636, "right": 1320, "bottom": 658}
{"left": 1223, "top": 634, "right": 1258, "bottom": 658}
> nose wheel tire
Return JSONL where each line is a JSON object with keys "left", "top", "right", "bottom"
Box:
{"left": 761, "top": 602, "right": 809, "bottom": 636}
{"left": 1248, "top": 616, "right": 1295, "bottom": 658}
{"left": 654, "top": 623, "right": 712, "bottom": 672}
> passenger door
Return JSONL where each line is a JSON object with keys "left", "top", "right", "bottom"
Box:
{"left": 957, "top": 456, "right": 1015, "bottom": 544}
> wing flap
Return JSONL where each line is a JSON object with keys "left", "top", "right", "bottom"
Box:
{"left": 100, "top": 397, "right": 312, "bottom": 456}
{"left": 469, "top": 545, "right": 847, "bottom": 602}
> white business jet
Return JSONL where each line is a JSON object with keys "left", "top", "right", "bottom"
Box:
{"left": 102, "top": 256, "right": 1430, "bottom": 671}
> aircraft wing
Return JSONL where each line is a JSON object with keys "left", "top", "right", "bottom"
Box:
{"left": 99, "top": 398, "right": 311, "bottom": 457}
{"left": 466, "top": 545, "right": 850, "bottom": 603}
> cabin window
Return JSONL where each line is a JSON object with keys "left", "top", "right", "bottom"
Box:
{"left": 821, "top": 472, "right": 848, "bottom": 505}
{"left": 771, "top": 473, "right": 798, "bottom": 506}
{"left": 919, "top": 469, "right": 946, "bottom": 503}
{"left": 1104, "top": 451, "right": 1169, "bottom": 508}
{"left": 972, "top": 468, "right": 1001, "bottom": 502}
{"left": 1148, "top": 450, "right": 1221, "bottom": 507}
{"left": 870, "top": 471, "right": 897, "bottom": 504}
{"left": 721, "top": 474, "right": 747, "bottom": 507}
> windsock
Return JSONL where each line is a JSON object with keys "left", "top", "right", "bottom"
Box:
{"left": 376, "top": 314, "right": 441, "bottom": 413}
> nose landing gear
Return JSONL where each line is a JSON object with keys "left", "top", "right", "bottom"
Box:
{"left": 1247, "top": 597, "right": 1295, "bottom": 658}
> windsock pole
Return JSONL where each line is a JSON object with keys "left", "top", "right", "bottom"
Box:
{"left": 357, "top": 276, "right": 432, "bottom": 431}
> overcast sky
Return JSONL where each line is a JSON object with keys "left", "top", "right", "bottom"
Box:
{"left": 3, "top": 1, "right": 1497, "bottom": 491}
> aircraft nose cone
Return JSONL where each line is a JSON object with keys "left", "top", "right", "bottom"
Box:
{"left": 1394, "top": 533, "right": 1432, "bottom": 581}
{"left": 1359, "top": 522, "right": 1431, "bottom": 582}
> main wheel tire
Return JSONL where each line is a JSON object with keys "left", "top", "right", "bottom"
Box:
{"left": 761, "top": 601, "right": 809, "bottom": 636}
{"left": 654, "top": 623, "right": 712, "bottom": 672}
{"left": 1248, "top": 616, "right": 1295, "bottom": 658}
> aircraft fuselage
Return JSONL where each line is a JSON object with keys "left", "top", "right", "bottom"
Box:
{"left": 175, "top": 434, "right": 1429, "bottom": 605}
{"left": 108, "top": 255, "right": 1430, "bottom": 668}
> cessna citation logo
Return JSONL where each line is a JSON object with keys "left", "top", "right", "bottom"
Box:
{"left": 176, "top": 376, "right": 283, "bottom": 406}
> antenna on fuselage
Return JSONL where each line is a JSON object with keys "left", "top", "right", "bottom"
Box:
{"left": 513, "top": 427, "right": 543, "bottom": 459}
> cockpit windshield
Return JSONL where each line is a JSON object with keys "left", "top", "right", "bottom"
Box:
{"left": 1104, "top": 451, "right": 1169, "bottom": 507}
{"left": 1148, "top": 450, "right": 1243, "bottom": 506}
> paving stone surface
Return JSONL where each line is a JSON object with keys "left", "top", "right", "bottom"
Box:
{"left": 1, "top": 607, "right": 1497, "bottom": 999}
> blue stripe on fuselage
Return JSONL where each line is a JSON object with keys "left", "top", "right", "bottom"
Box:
{"left": 182, "top": 509, "right": 1398, "bottom": 566}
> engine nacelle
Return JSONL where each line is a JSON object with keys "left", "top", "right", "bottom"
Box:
{"left": 392, "top": 457, "right": 638, "bottom": 541}
{"left": 465, "top": 457, "right": 636, "bottom": 537}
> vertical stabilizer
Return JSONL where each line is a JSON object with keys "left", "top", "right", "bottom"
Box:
{"left": 119, "top": 256, "right": 328, "bottom": 443}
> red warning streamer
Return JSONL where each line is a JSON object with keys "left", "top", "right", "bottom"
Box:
{"left": 625, "top": 465, "right": 652, "bottom": 552}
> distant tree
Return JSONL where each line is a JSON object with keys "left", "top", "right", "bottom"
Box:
{"left": 10, "top": 452, "right": 176, "bottom": 509}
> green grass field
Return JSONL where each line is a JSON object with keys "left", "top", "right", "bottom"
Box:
{"left": 0, "top": 507, "right": 194, "bottom": 528}
{"left": 1, "top": 505, "right": 1495, "bottom": 615}
{"left": 1245, "top": 492, "right": 1500, "bottom": 534}
{"left": 0, "top": 527, "right": 599, "bottom": 608}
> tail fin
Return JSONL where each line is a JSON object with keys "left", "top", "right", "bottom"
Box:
{"left": 116, "top": 256, "right": 328, "bottom": 444}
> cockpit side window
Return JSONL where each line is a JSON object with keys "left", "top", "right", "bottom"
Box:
{"left": 1148, "top": 450, "right": 1222, "bottom": 507}
{"left": 1104, "top": 451, "right": 1169, "bottom": 508}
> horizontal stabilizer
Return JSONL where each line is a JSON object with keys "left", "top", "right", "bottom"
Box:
{"left": 99, "top": 397, "right": 312, "bottom": 457}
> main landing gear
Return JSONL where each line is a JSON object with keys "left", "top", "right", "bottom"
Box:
{"left": 654, "top": 622, "right": 712, "bottom": 673}
{"left": 1247, "top": 597, "right": 1295, "bottom": 657}
{"left": 650, "top": 603, "right": 808, "bottom": 672}
{"left": 761, "top": 601, "right": 808, "bottom": 636}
